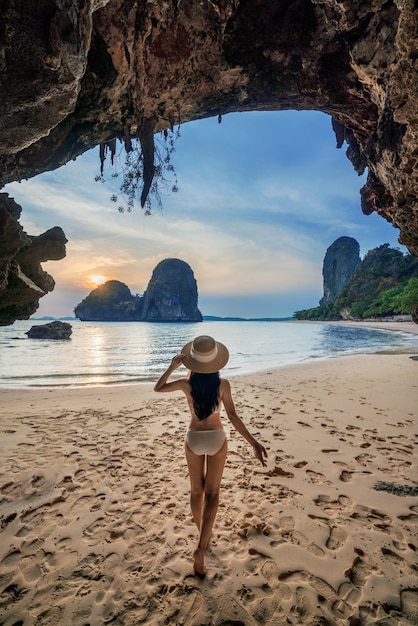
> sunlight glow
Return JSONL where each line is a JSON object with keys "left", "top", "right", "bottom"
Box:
{"left": 90, "top": 274, "right": 107, "bottom": 286}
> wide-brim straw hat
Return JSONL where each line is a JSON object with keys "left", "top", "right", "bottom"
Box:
{"left": 181, "top": 335, "right": 229, "bottom": 373}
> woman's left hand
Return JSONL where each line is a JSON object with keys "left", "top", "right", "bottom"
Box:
{"left": 253, "top": 441, "right": 268, "bottom": 467}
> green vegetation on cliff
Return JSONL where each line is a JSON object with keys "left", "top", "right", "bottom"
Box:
{"left": 74, "top": 280, "right": 143, "bottom": 321}
{"left": 294, "top": 244, "right": 418, "bottom": 321}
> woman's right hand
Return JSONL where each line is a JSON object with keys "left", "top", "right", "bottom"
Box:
{"left": 252, "top": 441, "right": 268, "bottom": 467}
{"left": 170, "top": 353, "right": 185, "bottom": 369}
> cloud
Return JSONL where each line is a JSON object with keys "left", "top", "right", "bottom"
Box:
{"left": 4, "top": 110, "right": 406, "bottom": 318}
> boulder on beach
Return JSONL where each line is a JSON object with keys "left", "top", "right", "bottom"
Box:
{"left": 26, "top": 320, "right": 72, "bottom": 340}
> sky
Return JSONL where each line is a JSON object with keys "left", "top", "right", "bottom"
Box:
{"left": 4, "top": 110, "right": 407, "bottom": 319}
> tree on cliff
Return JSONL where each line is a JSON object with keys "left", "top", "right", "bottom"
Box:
{"left": 335, "top": 244, "right": 418, "bottom": 318}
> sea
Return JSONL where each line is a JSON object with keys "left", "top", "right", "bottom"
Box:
{"left": 0, "top": 319, "right": 416, "bottom": 389}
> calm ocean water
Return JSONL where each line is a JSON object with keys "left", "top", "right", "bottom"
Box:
{"left": 0, "top": 320, "right": 416, "bottom": 388}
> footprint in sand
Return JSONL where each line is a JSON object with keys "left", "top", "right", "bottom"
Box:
{"left": 307, "top": 514, "right": 348, "bottom": 551}
{"left": 339, "top": 469, "right": 372, "bottom": 482}
{"left": 355, "top": 452, "right": 375, "bottom": 466}
{"left": 381, "top": 547, "right": 418, "bottom": 576}
{"left": 279, "top": 570, "right": 350, "bottom": 621}
{"left": 20, "top": 537, "right": 45, "bottom": 555}
{"left": 19, "top": 555, "right": 43, "bottom": 582}
{"left": 313, "top": 494, "right": 353, "bottom": 517}
{"left": 253, "top": 596, "right": 286, "bottom": 625}
{"left": 265, "top": 466, "right": 294, "bottom": 478}
{"left": 276, "top": 516, "right": 325, "bottom": 557}
{"left": 400, "top": 588, "right": 418, "bottom": 623}
{"left": 293, "top": 460, "right": 308, "bottom": 468}
{"left": 375, "top": 523, "right": 412, "bottom": 552}
{"left": 349, "top": 504, "right": 391, "bottom": 529}
{"left": 326, "top": 526, "right": 348, "bottom": 550}
{"left": 82, "top": 517, "right": 111, "bottom": 545}
{"left": 345, "top": 550, "right": 384, "bottom": 587}
{"left": 306, "top": 470, "right": 333, "bottom": 486}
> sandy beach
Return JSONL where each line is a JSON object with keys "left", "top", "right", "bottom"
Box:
{"left": 0, "top": 349, "right": 417, "bottom": 624}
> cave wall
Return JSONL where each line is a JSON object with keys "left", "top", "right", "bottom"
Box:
{"left": 0, "top": 0, "right": 417, "bottom": 322}
{"left": 0, "top": 193, "right": 67, "bottom": 325}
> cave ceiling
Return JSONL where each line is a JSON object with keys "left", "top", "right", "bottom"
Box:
{"left": 0, "top": 0, "right": 417, "bottom": 324}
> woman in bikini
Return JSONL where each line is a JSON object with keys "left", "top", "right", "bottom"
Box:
{"left": 154, "top": 335, "right": 268, "bottom": 578}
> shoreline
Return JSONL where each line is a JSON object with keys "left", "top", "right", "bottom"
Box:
{"left": 1, "top": 321, "right": 417, "bottom": 392}
{"left": 1, "top": 353, "right": 417, "bottom": 624}
{"left": 320, "top": 319, "right": 418, "bottom": 336}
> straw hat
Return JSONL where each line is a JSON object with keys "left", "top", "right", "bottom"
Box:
{"left": 181, "top": 335, "right": 229, "bottom": 373}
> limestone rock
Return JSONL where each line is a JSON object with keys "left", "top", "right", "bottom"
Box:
{"left": 74, "top": 280, "right": 143, "bottom": 321}
{"left": 0, "top": 194, "right": 67, "bottom": 326}
{"left": 320, "top": 237, "right": 361, "bottom": 306}
{"left": 141, "top": 258, "right": 202, "bottom": 322}
{"left": 26, "top": 320, "right": 72, "bottom": 339}
{"left": 74, "top": 259, "right": 202, "bottom": 322}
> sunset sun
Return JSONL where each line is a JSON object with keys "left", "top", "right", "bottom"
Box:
{"left": 90, "top": 274, "right": 106, "bottom": 286}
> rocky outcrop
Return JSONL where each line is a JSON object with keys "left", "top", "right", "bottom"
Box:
{"left": 141, "top": 259, "right": 202, "bottom": 322}
{"left": 74, "top": 259, "right": 202, "bottom": 322}
{"left": 74, "top": 280, "right": 143, "bottom": 321}
{"left": 0, "top": 193, "right": 67, "bottom": 326}
{"left": 26, "top": 320, "right": 72, "bottom": 339}
{"left": 320, "top": 237, "right": 361, "bottom": 306}
{"left": 0, "top": 1, "right": 417, "bottom": 324}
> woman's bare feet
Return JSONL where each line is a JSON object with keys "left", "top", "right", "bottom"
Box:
{"left": 193, "top": 547, "right": 206, "bottom": 579}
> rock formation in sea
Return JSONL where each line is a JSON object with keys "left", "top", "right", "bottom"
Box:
{"left": 0, "top": 193, "right": 67, "bottom": 326}
{"left": 74, "top": 280, "right": 144, "bottom": 322}
{"left": 141, "top": 259, "right": 203, "bottom": 322}
{"left": 320, "top": 237, "right": 361, "bottom": 306}
{"left": 26, "top": 320, "right": 72, "bottom": 339}
{"left": 74, "top": 259, "right": 202, "bottom": 322}
{"left": 1, "top": 2, "right": 417, "bottom": 324}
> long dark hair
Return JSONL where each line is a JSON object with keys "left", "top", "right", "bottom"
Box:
{"left": 189, "top": 372, "right": 221, "bottom": 420}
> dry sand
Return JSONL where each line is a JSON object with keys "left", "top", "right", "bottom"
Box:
{"left": 0, "top": 351, "right": 417, "bottom": 625}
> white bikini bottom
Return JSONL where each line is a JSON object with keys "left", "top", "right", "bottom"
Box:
{"left": 186, "top": 429, "right": 227, "bottom": 456}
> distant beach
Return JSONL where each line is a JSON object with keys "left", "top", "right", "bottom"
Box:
{"left": 0, "top": 351, "right": 417, "bottom": 624}
{"left": 328, "top": 319, "right": 418, "bottom": 335}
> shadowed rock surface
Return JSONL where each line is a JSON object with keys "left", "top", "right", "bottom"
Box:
{"left": 320, "top": 236, "right": 361, "bottom": 306}
{"left": 26, "top": 320, "right": 72, "bottom": 339}
{"left": 141, "top": 258, "right": 202, "bottom": 322}
{"left": 0, "top": 194, "right": 67, "bottom": 326}
{"left": 74, "top": 259, "right": 202, "bottom": 321}
{"left": 1, "top": 1, "right": 417, "bottom": 323}
{"left": 74, "top": 280, "right": 143, "bottom": 321}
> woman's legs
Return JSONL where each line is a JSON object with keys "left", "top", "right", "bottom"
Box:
{"left": 185, "top": 439, "right": 228, "bottom": 575}
{"left": 185, "top": 442, "right": 206, "bottom": 529}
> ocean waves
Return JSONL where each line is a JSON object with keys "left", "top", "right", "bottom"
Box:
{"left": 0, "top": 320, "right": 416, "bottom": 388}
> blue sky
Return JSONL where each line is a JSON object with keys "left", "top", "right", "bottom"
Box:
{"left": 5, "top": 110, "right": 406, "bottom": 318}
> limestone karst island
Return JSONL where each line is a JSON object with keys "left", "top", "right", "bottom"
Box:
{"left": 74, "top": 259, "right": 203, "bottom": 322}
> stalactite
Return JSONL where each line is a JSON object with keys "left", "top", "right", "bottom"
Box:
{"left": 138, "top": 117, "right": 157, "bottom": 208}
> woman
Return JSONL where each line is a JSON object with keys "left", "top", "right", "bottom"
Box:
{"left": 154, "top": 335, "right": 268, "bottom": 578}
